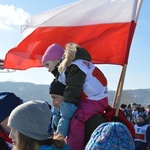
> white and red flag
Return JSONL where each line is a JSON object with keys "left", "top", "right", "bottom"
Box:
{"left": 4, "top": 0, "right": 143, "bottom": 70}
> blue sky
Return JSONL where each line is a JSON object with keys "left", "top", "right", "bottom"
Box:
{"left": 0, "top": 0, "right": 149, "bottom": 90}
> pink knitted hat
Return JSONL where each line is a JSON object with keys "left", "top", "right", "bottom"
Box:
{"left": 42, "top": 43, "right": 64, "bottom": 63}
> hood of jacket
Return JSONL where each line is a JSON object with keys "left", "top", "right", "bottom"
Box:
{"left": 58, "top": 43, "right": 92, "bottom": 73}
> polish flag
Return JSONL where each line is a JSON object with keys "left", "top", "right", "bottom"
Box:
{"left": 4, "top": 0, "right": 143, "bottom": 70}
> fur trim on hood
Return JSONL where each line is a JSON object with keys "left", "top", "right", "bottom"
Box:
{"left": 58, "top": 43, "right": 91, "bottom": 73}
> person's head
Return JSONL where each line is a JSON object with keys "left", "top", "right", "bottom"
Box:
{"left": 7, "top": 100, "right": 53, "bottom": 150}
{"left": 131, "top": 103, "right": 137, "bottom": 111}
{"left": 0, "top": 92, "right": 23, "bottom": 132}
{"left": 42, "top": 43, "right": 64, "bottom": 72}
{"left": 49, "top": 79, "right": 66, "bottom": 110}
{"left": 138, "top": 112, "right": 147, "bottom": 123}
{"left": 85, "top": 122, "right": 135, "bottom": 150}
{"left": 120, "top": 103, "right": 127, "bottom": 111}
{"left": 127, "top": 104, "right": 131, "bottom": 110}
{"left": 146, "top": 103, "right": 150, "bottom": 110}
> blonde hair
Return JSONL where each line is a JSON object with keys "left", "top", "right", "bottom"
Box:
{"left": 58, "top": 43, "right": 78, "bottom": 73}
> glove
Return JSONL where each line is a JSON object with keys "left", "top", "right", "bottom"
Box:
{"left": 56, "top": 101, "right": 77, "bottom": 137}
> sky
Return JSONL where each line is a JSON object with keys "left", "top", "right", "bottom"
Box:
{"left": 0, "top": 0, "right": 150, "bottom": 90}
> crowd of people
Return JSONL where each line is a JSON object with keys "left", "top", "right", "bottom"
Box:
{"left": 120, "top": 102, "right": 150, "bottom": 124}
{"left": 2, "top": 92, "right": 150, "bottom": 150}
{"left": 0, "top": 92, "right": 136, "bottom": 150}
{"left": 0, "top": 42, "right": 150, "bottom": 150}
{"left": 120, "top": 102, "right": 150, "bottom": 150}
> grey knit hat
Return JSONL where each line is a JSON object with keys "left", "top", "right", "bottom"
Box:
{"left": 8, "top": 100, "right": 52, "bottom": 140}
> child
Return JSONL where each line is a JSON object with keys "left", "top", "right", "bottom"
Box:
{"left": 131, "top": 103, "right": 139, "bottom": 124}
{"left": 134, "top": 112, "right": 150, "bottom": 150}
{"left": 7, "top": 100, "right": 71, "bottom": 150}
{"left": 125, "top": 104, "right": 132, "bottom": 122}
{"left": 42, "top": 43, "right": 108, "bottom": 150}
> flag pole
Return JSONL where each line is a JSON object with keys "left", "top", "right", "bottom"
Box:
{"left": 112, "top": 0, "right": 143, "bottom": 113}
{"left": 112, "top": 64, "right": 127, "bottom": 116}
{"left": 112, "top": 0, "right": 143, "bottom": 111}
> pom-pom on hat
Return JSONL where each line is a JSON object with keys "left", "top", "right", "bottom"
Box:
{"left": 8, "top": 100, "right": 52, "bottom": 140}
{"left": 85, "top": 122, "right": 135, "bottom": 150}
{"left": 49, "top": 79, "right": 66, "bottom": 96}
{"left": 0, "top": 92, "right": 23, "bottom": 123}
{"left": 42, "top": 43, "right": 64, "bottom": 63}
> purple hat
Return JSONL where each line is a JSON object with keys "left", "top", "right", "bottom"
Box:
{"left": 42, "top": 43, "right": 64, "bottom": 63}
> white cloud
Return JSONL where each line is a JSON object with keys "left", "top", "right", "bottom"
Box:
{"left": 0, "top": 4, "right": 30, "bottom": 30}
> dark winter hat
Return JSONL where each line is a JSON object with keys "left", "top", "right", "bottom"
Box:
{"left": 0, "top": 92, "right": 23, "bottom": 123}
{"left": 138, "top": 112, "right": 147, "bottom": 121}
{"left": 120, "top": 103, "right": 127, "bottom": 109}
{"left": 85, "top": 122, "right": 135, "bottom": 150}
{"left": 42, "top": 43, "right": 64, "bottom": 63}
{"left": 49, "top": 79, "right": 66, "bottom": 96}
{"left": 127, "top": 104, "right": 131, "bottom": 109}
{"left": 8, "top": 100, "right": 52, "bottom": 140}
